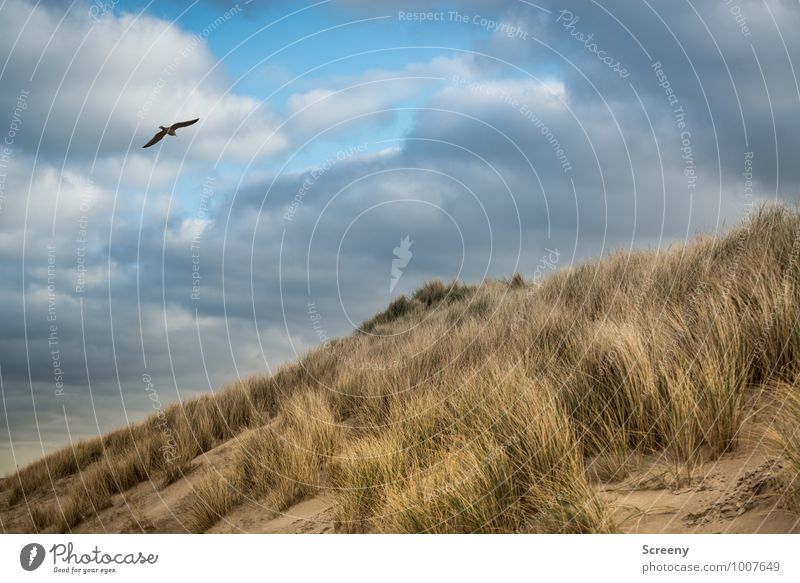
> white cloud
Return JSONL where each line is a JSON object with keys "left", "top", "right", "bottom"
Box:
{"left": 0, "top": 0, "right": 287, "bottom": 163}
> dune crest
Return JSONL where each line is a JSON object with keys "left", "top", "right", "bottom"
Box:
{"left": 3, "top": 206, "right": 800, "bottom": 534}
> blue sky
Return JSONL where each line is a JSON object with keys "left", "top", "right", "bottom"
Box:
{"left": 121, "top": 1, "right": 500, "bottom": 209}
{"left": 1, "top": 0, "right": 799, "bottom": 473}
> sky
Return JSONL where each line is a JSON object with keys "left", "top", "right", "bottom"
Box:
{"left": 1, "top": 0, "right": 799, "bottom": 474}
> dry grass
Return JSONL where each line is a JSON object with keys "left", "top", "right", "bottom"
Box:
{"left": 4, "top": 377, "right": 276, "bottom": 531}
{"left": 6, "top": 439, "right": 103, "bottom": 505}
{"left": 235, "top": 391, "right": 341, "bottom": 510}
{"left": 186, "top": 471, "right": 243, "bottom": 533}
{"left": 183, "top": 390, "right": 342, "bottom": 532}
{"left": 5, "top": 205, "right": 800, "bottom": 533}
{"left": 766, "top": 381, "right": 800, "bottom": 512}
{"left": 332, "top": 367, "right": 613, "bottom": 533}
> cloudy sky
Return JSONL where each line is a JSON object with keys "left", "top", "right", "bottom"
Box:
{"left": 1, "top": 0, "right": 798, "bottom": 473}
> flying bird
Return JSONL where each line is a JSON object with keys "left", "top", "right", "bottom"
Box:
{"left": 142, "top": 118, "right": 199, "bottom": 148}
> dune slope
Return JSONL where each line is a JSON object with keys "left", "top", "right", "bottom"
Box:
{"left": 3, "top": 206, "right": 800, "bottom": 534}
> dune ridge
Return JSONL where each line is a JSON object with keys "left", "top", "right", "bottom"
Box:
{"left": 2, "top": 205, "right": 800, "bottom": 534}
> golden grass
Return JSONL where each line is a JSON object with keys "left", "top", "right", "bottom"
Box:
{"left": 4, "top": 377, "right": 276, "bottom": 531}
{"left": 766, "top": 381, "right": 800, "bottom": 512}
{"left": 235, "top": 390, "right": 341, "bottom": 510}
{"left": 5, "top": 205, "right": 800, "bottom": 533}
{"left": 332, "top": 367, "right": 613, "bottom": 533}
{"left": 6, "top": 439, "right": 103, "bottom": 505}
{"left": 186, "top": 471, "right": 242, "bottom": 533}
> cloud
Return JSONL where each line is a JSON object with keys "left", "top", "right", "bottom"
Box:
{"left": 0, "top": 0, "right": 287, "bottom": 163}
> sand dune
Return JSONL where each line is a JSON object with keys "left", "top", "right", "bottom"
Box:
{"left": 3, "top": 206, "right": 800, "bottom": 534}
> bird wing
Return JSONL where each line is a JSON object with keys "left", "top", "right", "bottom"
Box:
{"left": 170, "top": 118, "right": 199, "bottom": 131}
{"left": 142, "top": 128, "right": 168, "bottom": 148}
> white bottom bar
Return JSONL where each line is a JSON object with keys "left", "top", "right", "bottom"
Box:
{"left": 1, "top": 534, "right": 796, "bottom": 582}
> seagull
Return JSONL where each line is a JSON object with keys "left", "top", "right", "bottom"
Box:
{"left": 142, "top": 118, "right": 199, "bottom": 148}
